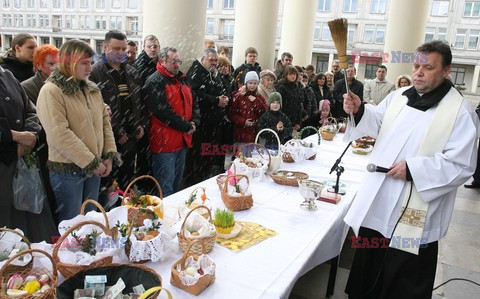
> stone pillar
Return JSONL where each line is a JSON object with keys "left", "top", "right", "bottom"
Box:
{"left": 90, "top": 38, "right": 96, "bottom": 50}
{"left": 0, "top": 34, "right": 5, "bottom": 51}
{"left": 328, "top": 52, "right": 334, "bottom": 72}
{"left": 383, "top": 0, "right": 429, "bottom": 82}
{"left": 143, "top": 0, "right": 207, "bottom": 72}
{"left": 471, "top": 64, "right": 480, "bottom": 94}
{"left": 278, "top": 0, "right": 316, "bottom": 67}
{"left": 232, "top": 0, "right": 280, "bottom": 70}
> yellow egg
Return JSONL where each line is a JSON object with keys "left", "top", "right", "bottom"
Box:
{"left": 23, "top": 281, "right": 41, "bottom": 294}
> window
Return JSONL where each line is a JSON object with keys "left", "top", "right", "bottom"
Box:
{"left": 223, "top": 19, "right": 234, "bottom": 39}
{"left": 85, "top": 15, "right": 90, "bottom": 29}
{"left": 65, "top": 15, "right": 74, "bottom": 29}
{"left": 450, "top": 67, "right": 465, "bottom": 85}
{"left": 348, "top": 24, "right": 357, "bottom": 43}
{"left": 79, "top": 15, "right": 85, "bottom": 29}
{"left": 468, "top": 30, "right": 479, "bottom": 50}
{"left": 52, "top": 0, "right": 60, "bottom": 8}
{"left": 27, "top": 0, "right": 33, "bottom": 8}
{"left": 39, "top": 0, "right": 46, "bottom": 8}
{"left": 370, "top": 0, "right": 386, "bottom": 13}
{"left": 80, "top": 0, "right": 88, "bottom": 8}
{"left": 14, "top": 14, "right": 23, "bottom": 27}
{"left": 344, "top": 0, "right": 357, "bottom": 12}
{"left": 223, "top": 0, "right": 234, "bottom": 9}
{"left": 455, "top": 29, "right": 467, "bottom": 49}
{"left": 207, "top": 0, "right": 213, "bottom": 9}
{"left": 438, "top": 28, "right": 447, "bottom": 40}
{"left": 41, "top": 37, "right": 49, "bottom": 44}
{"left": 39, "top": 14, "right": 49, "bottom": 27}
{"left": 364, "top": 24, "right": 374, "bottom": 43}
{"left": 127, "top": 16, "right": 138, "bottom": 34}
{"left": 66, "top": 0, "right": 73, "bottom": 8}
{"left": 3, "top": 14, "right": 12, "bottom": 26}
{"left": 54, "top": 38, "right": 62, "bottom": 48}
{"left": 95, "top": 15, "right": 106, "bottom": 29}
{"left": 314, "top": 22, "right": 321, "bottom": 40}
{"left": 3, "top": 0, "right": 10, "bottom": 8}
{"left": 317, "top": 0, "right": 330, "bottom": 11}
{"left": 322, "top": 23, "right": 331, "bottom": 41}
{"left": 431, "top": 0, "right": 449, "bottom": 16}
{"left": 316, "top": 55, "right": 329, "bottom": 73}
{"left": 112, "top": 0, "right": 120, "bottom": 8}
{"left": 53, "top": 15, "right": 61, "bottom": 28}
{"left": 27, "top": 14, "right": 36, "bottom": 27}
{"left": 365, "top": 61, "right": 381, "bottom": 79}
{"left": 425, "top": 27, "right": 435, "bottom": 42}
{"left": 110, "top": 16, "right": 122, "bottom": 30}
{"left": 206, "top": 18, "right": 214, "bottom": 34}
{"left": 95, "top": 40, "right": 103, "bottom": 54}
{"left": 127, "top": 0, "right": 137, "bottom": 9}
{"left": 14, "top": 0, "right": 20, "bottom": 8}
{"left": 96, "top": 0, "right": 104, "bottom": 9}
{"left": 375, "top": 25, "right": 386, "bottom": 44}
{"left": 464, "top": 1, "right": 480, "bottom": 17}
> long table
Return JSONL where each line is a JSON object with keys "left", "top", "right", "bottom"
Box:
{"left": 145, "top": 133, "right": 369, "bottom": 298}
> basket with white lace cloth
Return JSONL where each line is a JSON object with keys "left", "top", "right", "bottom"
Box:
{"left": 282, "top": 126, "right": 320, "bottom": 163}
{"left": 126, "top": 219, "right": 174, "bottom": 263}
{"left": 255, "top": 128, "right": 282, "bottom": 172}
{"left": 228, "top": 143, "right": 271, "bottom": 182}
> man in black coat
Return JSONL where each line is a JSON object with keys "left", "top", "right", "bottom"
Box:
{"left": 184, "top": 48, "right": 228, "bottom": 186}
{"left": 232, "top": 47, "right": 262, "bottom": 89}
{"left": 332, "top": 65, "right": 364, "bottom": 118}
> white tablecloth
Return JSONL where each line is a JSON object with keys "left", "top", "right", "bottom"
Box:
{"left": 144, "top": 133, "right": 369, "bottom": 299}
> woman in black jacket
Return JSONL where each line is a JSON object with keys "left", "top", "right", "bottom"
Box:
{"left": 275, "top": 66, "right": 304, "bottom": 132}
{"left": 0, "top": 34, "right": 37, "bottom": 83}
{"left": 309, "top": 73, "right": 333, "bottom": 127}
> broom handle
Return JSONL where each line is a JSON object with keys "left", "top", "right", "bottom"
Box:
{"left": 344, "top": 72, "right": 356, "bottom": 128}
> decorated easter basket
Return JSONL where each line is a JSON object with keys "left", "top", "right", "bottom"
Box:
{"left": 255, "top": 128, "right": 282, "bottom": 172}
{"left": 320, "top": 117, "right": 338, "bottom": 141}
{"left": 177, "top": 205, "right": 217, "bottom": 256}
{"left": 220, "top": 174, "right": 253, "bottom": 211}
{"left": 0, "top": 228, "right": 33, "bottom": 278}
{"left": 282, "top": 126, "right": 320, "bottom": 163}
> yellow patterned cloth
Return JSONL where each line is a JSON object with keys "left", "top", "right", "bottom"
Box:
{"left": 216, "top": 221, "right": 277, "bottom": 251}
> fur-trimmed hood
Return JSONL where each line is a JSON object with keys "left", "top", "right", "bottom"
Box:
{"left": 47, "top": 69, "right": 100, "bottom": 94}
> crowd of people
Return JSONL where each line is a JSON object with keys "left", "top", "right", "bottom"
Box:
{"left": 1, "top": 32, "right": 478, "bottom": 245}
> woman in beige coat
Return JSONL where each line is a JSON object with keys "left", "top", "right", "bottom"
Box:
{"left": 37, "top": 40, "right": 120, "bottom": 222}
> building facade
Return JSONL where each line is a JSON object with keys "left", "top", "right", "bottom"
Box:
{"left": 1, "top": 0, "right": 479, "bottom": 93}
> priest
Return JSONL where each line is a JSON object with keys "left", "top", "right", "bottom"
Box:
{"left": 342, "top": 40, "right": 479, "bottom": 298}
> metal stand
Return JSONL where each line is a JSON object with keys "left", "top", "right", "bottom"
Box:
{"left": 327, "top": 165, "right": 346, "bottom": 195}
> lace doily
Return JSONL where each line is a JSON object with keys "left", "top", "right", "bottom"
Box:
{"left": 281, "top": 140, "right": 317, "bottom": 162}
{"left": 128, "top": 230, "right": 173, "bottom": 262}
{"left": 176, "top": 254, "right": 215, "bottom": 286}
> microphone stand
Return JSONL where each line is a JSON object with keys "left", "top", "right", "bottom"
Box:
{"left": 327, "top": 141, "right": 352, "bottom": 195}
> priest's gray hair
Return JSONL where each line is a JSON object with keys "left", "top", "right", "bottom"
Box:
{"left": 159, "top": 47, "right": 177, "bottom": 61}
{"left": 201, "top": 48, "right": 218, "bottom": 60}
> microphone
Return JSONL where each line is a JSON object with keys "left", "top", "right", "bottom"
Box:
{"left": 366, "top": 163, "right": 390, "bottom": 173}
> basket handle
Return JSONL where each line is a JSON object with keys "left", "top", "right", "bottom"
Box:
{"left": 180, "top": 239, "right": 207, "bottom": 269}
{"left": 223, "top": 174, "right": 250, "bottom": 194}
{"left": 0, "top": 248, "right": 57, "bottom": 279}
{"left": 123, "top": 175, "right": 164, "bottom": 204}
{"left": 298, "top": 126, "right": 320, "bottom": 145}
{"left": 240, "top": 143, "right": 272, "bottom": 168}
{"left": 179, "top": 205, "right": 213, "bottom": 238}
{"left": 139, "top": 286, "right": 173, "bottom": 299}
{"left": 255, "top": 128, "right": 281, "bottom": 153}
{"left": 80, "top": 199, "right": 110, "bottom": 229}
{"left": 187, "top": 186, "right": 208, "bottom": 205}
{"left": 0, "top": 228, "right": 31, "bottom": 248}
{"left": 52, "top": 220, "right": 113, "bottom": 261}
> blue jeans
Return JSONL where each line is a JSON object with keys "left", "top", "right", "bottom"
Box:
{"left": 152, "top": 149, "right": 187, "bottom": 197}
{"left": 49, "top": 171, "right": 101, "bottom": 222}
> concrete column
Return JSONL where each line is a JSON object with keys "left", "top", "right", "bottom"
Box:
{"left": 49, "top": 36, "right": 53, "bottom": 45}
{"left": 278, "top": 0, "right": 316, "bottom": 67}
{"left": 143, "top": 0, "right": 207, "bottom": 72}
{"left": 90, "top": 38, "right": 96, "bottom": 50}
{"left": 0, "top": 34, "right": 5, "bottom": 51}
{"left": 328, "top": 52, "right": 334, "bottom": 72}
{"left": 232, "top": 0, "right": 280, "bottom": 70}
{"left": 383, "top": 0, "right": 429, "bottom": 82}
{"left": 472, "top": 64, "right": 480, "bottom": 94}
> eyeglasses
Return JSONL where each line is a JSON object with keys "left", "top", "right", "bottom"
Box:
{"left": 169, "top": 59, "right": 183, "bottom": 65}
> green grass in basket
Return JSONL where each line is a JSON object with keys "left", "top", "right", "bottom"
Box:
{"left": 214, "top": 208, "right": 235, "bottom": 228}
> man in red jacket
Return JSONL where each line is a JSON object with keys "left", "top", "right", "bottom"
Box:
{"left": 143, "top": 47, "right": 200, "bottom": 196}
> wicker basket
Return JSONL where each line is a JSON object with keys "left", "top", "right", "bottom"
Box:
{"left": 0, "top": 228, "right": 33, "bottom": 277}
{"left": 186, "top": 187, "right": 212, "bottom": 219}
{"left": 270, "top": 170, "right": 309, "bottom": 187}
{"left": 52, "top": 220, "right": 115, "bottom": 279}
{"left": 282, "top": 126, "right": 319, "bottom": 162}
{"left": 122, "top": 175, "right": 164, "bottom": 227}
{"left": 170, "top": 240, "right": 215, "bottom": 296}
{"left": 80, "top": 199, "right": 111, "bottom": 230}
{"left": 220, "top": 174, "right": 253, "bottom": 211}
{"left": 139, "top": 286, "right": 173, "bottom": 299}
{"left": 0, "top": 249, "right": 57, "bottom": 299}
{"left": 255, "top": 128, "right": 282, "bottom": 172}
{"left": 320, "top": 117, "right": 338, "bottom": 141}
{"left": 178, "top": 205, "right": 216, "bottom": 255}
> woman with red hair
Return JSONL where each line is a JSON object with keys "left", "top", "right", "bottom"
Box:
{"left": 21, "top": 44, "right": 59, "bottom": 105}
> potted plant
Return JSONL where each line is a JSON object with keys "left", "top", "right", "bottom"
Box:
{"left": 213, "top": 209, "right": 235, "bottom": 234}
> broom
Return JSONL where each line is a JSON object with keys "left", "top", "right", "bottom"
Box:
{"left": 328, "top": 18, "right": 355, "bottom": 127}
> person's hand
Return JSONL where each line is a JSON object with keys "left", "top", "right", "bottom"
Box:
{"left": 17, "top": 144, "right": 25, "bottom": 159}
{"left": 218, "top": 95, "right": 229, "bottom": 108}
{"left": 93, "top": 162, "right": 107, "bottom": 177}
{"left": 245, "top": 119, "right": 254, "bottom": 127}
{"left": 104, "top": 103, "right": 112, "bottom": 116}
{"left": 135, "top": 126, "right": 144, "bottom": 140}
{"left": 294, "top": 124, "right": 301, "bottom": 131}
{"left": 118, "top": 134, "right": 129, "bottom": 145}
{"left": 187, "top": 122, "right": 196, "bottom": 134}
{"left": 248, "top": 95, "right": 256, "bottom": 102}
{"left": 386, "top": 161, "right": 407, "bottom": 180}
{"left": 276, "top": 121, "right": 284, "bottom": 131}
{"left": 12, "top": 130, "right": 37, "bottom": 148}
{"left": 102, "top": 159, "right": 113, "bottom": 177}
{"left": 343, "top": 91, "right": 361, "bottom": 115}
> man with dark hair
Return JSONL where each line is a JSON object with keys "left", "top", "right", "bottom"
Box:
{"left": 184, "top": 48, "right": 228, "bottom": 186}
{"left": 232, "top": 47, "right": 262, "bottom": 89}
{"left": 343, "top": 40, "right": 479, "bottom": 298}
{"left": 143, "top": 47, "right": 200, "bottom": 196}
{"left": 332, "top": 65, "right": 363, "bottom": 118}
{"left": 364, "top": 65, "right": 396, "bottom": 105}
{"left": 133, "top": 34, "right": 160, "bottom": 84}
{"left": 90, "top": 30, "right": 148, "bottom": 190}
{"left": 274, "top": 52, "right": 293, "bottom": 80}
{"left": 126, "top": 40, "right": 138, "bottom": 64}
